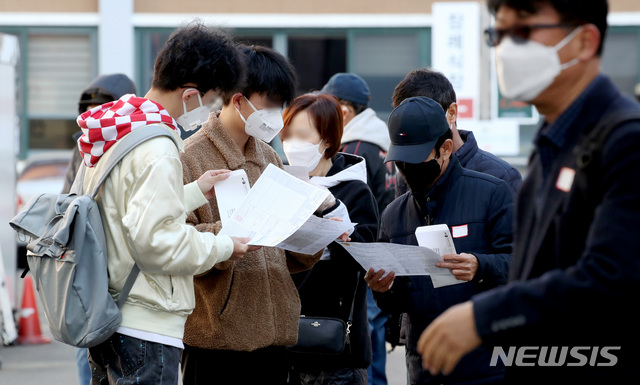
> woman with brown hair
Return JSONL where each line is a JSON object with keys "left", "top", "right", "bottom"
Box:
{"left": 282, "top": 93, "right": 379, "bottom": 385}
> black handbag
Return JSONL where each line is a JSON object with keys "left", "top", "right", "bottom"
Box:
{"left": 288, "top": 271, "right": 360, "bottom": 355}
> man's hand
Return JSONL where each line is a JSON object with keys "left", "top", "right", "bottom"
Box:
{"left": 417, "top": 301, "right": 481, "bottom": 376}
{"left": 229, "top": 236, "right": 261, "bottom": 261}
{"left": 197, "top": 169, "right": 231, "bottom": 200}
{"left": 329, "top": 217, "right": 351, "bottom": 242}
{"left": 436, "top": 253, "right": 479, "bottom": 282}
{"left": 364, "top": 268, "right": 396, "bottom": 292}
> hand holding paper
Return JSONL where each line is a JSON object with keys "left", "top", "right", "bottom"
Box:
{"left": 215, "top": 164, "right": 351, "bottom": 254}
{"left": 436, "top": 253, "right": 479, "bottom": 282}
{"left": 415, "top": 225, "right": 467, "bottom": 288}
{"left": 198, "top": 169, "right": 232, "bottom": 200}
{"left": 364, "top": 268, "right": 396, "bottom": 293}
{"left": 328, "top": 217, "right": 351, "bottom": 242}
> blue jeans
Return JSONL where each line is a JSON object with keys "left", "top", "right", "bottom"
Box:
{"left": 76, "top": 348, "right": 91, "bottom": 385}
{"left": 88, "top": 333, "right": 181, "bottom": 385}
{"left": 367, "top": 288, "right": 390, "bottom": 385}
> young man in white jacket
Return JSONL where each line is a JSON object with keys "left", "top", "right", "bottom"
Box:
{"left": 77, "top": 22, "right": 256, "bottom": 385}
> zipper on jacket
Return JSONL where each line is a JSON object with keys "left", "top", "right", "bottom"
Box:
{"left": 425, "top": 197, "right": 432, "bottom": 225}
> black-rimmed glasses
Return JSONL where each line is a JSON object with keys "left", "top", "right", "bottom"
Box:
{"left": 484, "top": 23, "right": 575, "bottom": 47}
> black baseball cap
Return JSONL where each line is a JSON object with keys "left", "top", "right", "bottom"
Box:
{"left": 385, "top": 96, "right": 449, "bottom": 164}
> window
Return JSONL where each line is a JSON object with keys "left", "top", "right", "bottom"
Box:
{"left": 287, "top": 36, "right": 347, "bottom": 95}
{"left": 602, "top": 27, "right": 640, "bottom": 99}
{"left": 348, "top": 30, "right": 430, "bottom": 119}
{"left": 26, "top": 33, "right": 96, "bottom": 150}
{"left": 137, "top": 29, "right": 274, "bottom": 94}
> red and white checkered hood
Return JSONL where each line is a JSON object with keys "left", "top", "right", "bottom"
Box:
{"left": 76, "top": 94, "right": 178, "bottom": 167}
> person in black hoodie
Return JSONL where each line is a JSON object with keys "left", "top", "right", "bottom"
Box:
{"left": 62, "top": 73, "right": 137, "bottom": 194}
{"left": 61, "top": 73, "right": 137, "bottom": 385}
{"left": 281, "top": 93, "right": 379, "bottom": 385}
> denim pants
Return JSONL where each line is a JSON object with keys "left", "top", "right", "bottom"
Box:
{"left": 88, "top": 332, "right": 181, "bottom": 385}
{"left": 366, "top": 288, "right": 390, "bottom": 385}
{"left": 76, "top": 347, "right": 91, "bottom": 385}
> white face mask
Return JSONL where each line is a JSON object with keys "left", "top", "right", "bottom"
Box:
{"left": 283, "top": 138, "right": 325, "bottom": 172}
{"left": 175, "top": 89, "right": 210, "bottom": 131}
{"left": 236, "top": 96, "right": 284, "bottom": 142}
{"left": 496, "top": 26, "right": 583, "bottom": 102}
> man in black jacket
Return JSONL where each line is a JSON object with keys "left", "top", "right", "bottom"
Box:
{"left": 415, "top": 1, "right": 640, "bottom": 384}
{"left": 365, "top": 96, "right": 514, "bottom": 385}
{"left": 393, "top": 68, "right": 522, "bottom": 196}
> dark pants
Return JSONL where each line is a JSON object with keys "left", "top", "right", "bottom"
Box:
{"left": 88, "top": 333, "right": 181, "bottom": 385}
{"left": 181, "top": 344, "right": 289, "bottom": 385}
{"left": 294, "top": 367, "right": 367, "bottom": 385}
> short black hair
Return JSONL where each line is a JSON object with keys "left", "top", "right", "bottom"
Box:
{"left": 339, "top": 99, "right": 368, "bottom": 116}
{"left": 392, "top": 68, "right": 457, "bottom": 112}
{"left": 487, "top": 0, "right": 608, "bottom": 56}
{"left": 434, "top": 129, "right": 453, "bottom": 159}
{"left": 223, "top": 44, "right": 297, "bottom": 106}
{"left": 152, "top": 21, "right": 245, "bottom": 94}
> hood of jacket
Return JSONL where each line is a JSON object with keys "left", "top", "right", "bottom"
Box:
{"left": 341, "top": 108, "right": 391, "bottom": 152}
{"left": 79, "top": 74, "right": 137, "bottom": 114}
{"left": 310, "top": 152, "right": 367, "bottom": 189}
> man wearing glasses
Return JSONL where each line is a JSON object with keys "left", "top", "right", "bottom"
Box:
{"left": 389, "top": 0, "right": 640, "bottom": 383}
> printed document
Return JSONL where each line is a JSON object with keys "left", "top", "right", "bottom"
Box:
{"left": 219, "top": 164, "right": 333, "bottom": 249}
{"left": 283, "top": 165, "right": 309, "bottom": 181}
{"left": 415, "top": 225, "right": 466, "bottom": 288}
{"left": 276, "top": 216, "right": 355, "bottom": 255}
{"left": 213, "top": 169, "right": 251, "bottom": 227}
{"left": 336, "top": 242, "right": 437, "bottom": 276}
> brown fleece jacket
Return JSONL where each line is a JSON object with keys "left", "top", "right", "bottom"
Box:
{"left": 180, "top": 113, "right": 322, "bottom": 351}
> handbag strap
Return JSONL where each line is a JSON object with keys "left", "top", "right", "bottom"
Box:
{"left": 297, "top": 266, "right": 361, "bottom": 332}
{"left": 346, "top": 271, "right": 361, "bottom": 325}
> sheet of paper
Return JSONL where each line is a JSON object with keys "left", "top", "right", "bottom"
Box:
{"left": 219, "top": 163, "right": 329, "bottom": 246}
{"left": 336, "top": 241, "right": 466, "bottom": 288}
{"left": 415, "top": 225, "right": 466, "bottom": 287}
{"left": 283, "top": 165, "right": 309, "bottom": 181}
{"left": 275, "top": 216, "right": 356, "bottom": 255}
{"left": 415, "top": 224, "right": 457, "bottom": 256}
{"left": 335, "top": 242, "right": 436, "bottom": 276}
{"left": 213, "top": 169, "right": 250, "bottom": 227}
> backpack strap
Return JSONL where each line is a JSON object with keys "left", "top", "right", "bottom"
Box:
{"left": 70, "top": 124, "right": 180, "bottom": 308}
{"left": 576, "top": 110, "right": 640, "bottom": 171}
{"left": 573, "top": 110, "right": 640, "bottom": 204}
{"left": 70, "top": 124, "right": 180, "bottom": 198}
{"left": 117, "top": 264, "right": 141, "bottom": 309}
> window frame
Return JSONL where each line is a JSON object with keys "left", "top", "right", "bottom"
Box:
{"left": 0, "top": 26, "right": 97, "bottom": 157}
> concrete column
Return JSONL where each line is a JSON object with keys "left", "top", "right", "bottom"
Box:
{"left": 273, "top": 32, "right": 288, "bottom": 58}
{"left": 98, "top": 0, "right": 134, "bottom": 78}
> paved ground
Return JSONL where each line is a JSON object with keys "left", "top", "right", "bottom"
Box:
{"left": 0, "top": 339, "right": 407, "bottom": 384}
{"left": 0, "top": 288, "right": 408, "bottom": 384}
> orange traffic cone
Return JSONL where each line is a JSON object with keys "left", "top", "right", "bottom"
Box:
{"left": 17, "top": 275, "right": 50, "bottom": 345}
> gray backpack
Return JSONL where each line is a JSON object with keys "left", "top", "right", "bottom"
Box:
{"left": 9, "top": 125, "right": 179, "bottom": 348}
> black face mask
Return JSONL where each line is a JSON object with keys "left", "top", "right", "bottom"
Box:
{"left": 396, "top": 158, "right": 442, "bottom": 196}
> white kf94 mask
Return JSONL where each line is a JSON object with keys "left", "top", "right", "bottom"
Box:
{"left": 496, "top": 26, "right": 583, "bottom": 102}
{"left": 176, "top": 89, "right": 210, "bottom": 131}
{"left": 236, "top": 96, "right": 284, "bottom": 142}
